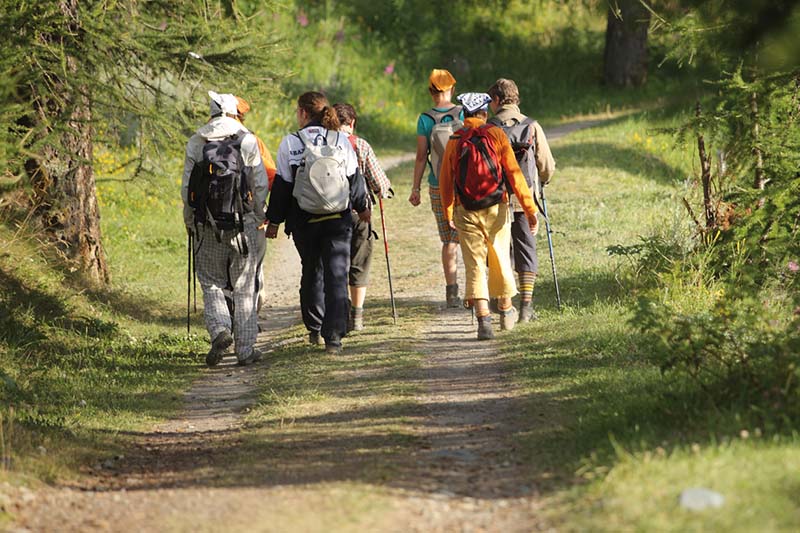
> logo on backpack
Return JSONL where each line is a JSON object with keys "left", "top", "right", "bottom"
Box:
{"left": 292, "top": 130, "right": 350, "bottom": 215}
{"left": 453, "top": 124, "right": 506, "bottom": 211}
{"left": 424, "top": 106, "right": 463, "bottom": 181}
{"left": 188, "top": 131, "right": 254, "bottom": 231}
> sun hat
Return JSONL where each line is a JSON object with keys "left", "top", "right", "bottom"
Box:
{"left": 456, "top": 92, "right": 492, "bottom": 113}
{"left": 428, "top": 69, "right": 456, "bottom": 91}
{"left": 208, "top": 90, "right": 239, "bottom": 116}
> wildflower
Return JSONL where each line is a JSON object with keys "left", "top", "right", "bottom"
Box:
{"left": 297, "top": 10, "right": 308, "bottom": 27}
{"left": 384, "top": 62, "right": 395, "bottom": 75}
{"left": 788, "top": 260, "right": 799, "bottom": 273}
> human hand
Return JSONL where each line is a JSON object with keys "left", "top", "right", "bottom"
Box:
{"left": 529, "top": 215, "right": 539, "bottom": 237}
{"left": 448, "top": 220, "right": 456, "bottom": 231}
{"left": 408, "top": 188, "right": 421, "bottom": 206}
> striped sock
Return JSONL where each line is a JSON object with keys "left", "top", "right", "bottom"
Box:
{"left": 518, "top": 271, "right": 536, "bottom": 303}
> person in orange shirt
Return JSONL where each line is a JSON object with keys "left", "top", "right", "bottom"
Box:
{"left": 439, "top": 92, "right": 538, "bottom": 340}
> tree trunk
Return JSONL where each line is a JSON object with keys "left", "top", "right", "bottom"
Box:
{"left": 29, "top": 0, "right": 110, "bottom": 284}
{"left": 603, "top": 0, "right": 651, "bottom": 87}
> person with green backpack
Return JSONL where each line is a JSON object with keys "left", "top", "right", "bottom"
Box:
{"left": 265, "top": 91, "right": 370, "bottom": 354}
{"left": 439, "top": 92, "right": 539, "bottom": 341}
{"left": 487, "top": 78, "right": 556, "bottom": 322}
{"left": 408, "top": 69, "right": 465, "bottom": 308}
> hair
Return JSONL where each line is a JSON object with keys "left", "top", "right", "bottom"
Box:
{"left": 429, "top": 84, "right": 454, "bottom": 96}
{"left": 464, "top": 109, "right": 489, "bottom": 119}
{"left": 297, "top": 91, "right": 340, "bottom": 130}
{"left": 487, "top": 78, "right": 520, "bottom": 106}
{"left": 333, "top": 103, "right": 357, "bottom": 127}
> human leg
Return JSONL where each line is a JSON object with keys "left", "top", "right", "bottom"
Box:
{"left": 510, "top": 211, "right": 539, "bottom": 321}
{"left": 320, "top": 217, "right": 352, "bottom": 349}
{"left": 229, "top": 224, "right": 266, "bottom": 361}
{"left": 430, "top": 186, "right": 461, "bottom": 306}
{"left": 293, "top": 224, "right": 325, "bottom": 336}
{"left": 349, "top": 212, "right": 372, "bottom": 331}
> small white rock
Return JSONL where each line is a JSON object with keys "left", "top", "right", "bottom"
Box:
{"left": 679, "top": 488, "right": 725, "bottom": 511}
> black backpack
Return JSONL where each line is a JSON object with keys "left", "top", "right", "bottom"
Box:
{"left": 488, "top": 116, "right": 537, "bottom": 189}
{"left": 188, "top": 131, "right": 254, "bottom": 232}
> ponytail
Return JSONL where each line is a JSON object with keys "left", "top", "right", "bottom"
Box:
{"left": 321, "top": 106, "right": 341, "bottom": 131}
{"left": 297, "top": 91, "right": 341, "bottom": 130}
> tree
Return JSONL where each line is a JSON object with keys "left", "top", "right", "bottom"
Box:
{"left": 1, "top": 0, "right": 281, "bottom": 284}
{"left": 603, "top": 0, "right": 652, "bottom": 87}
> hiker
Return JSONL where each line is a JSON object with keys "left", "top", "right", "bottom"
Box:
{"left": 408, "top": 68, "right": 464, "bottom": 308}
{"left": 234, "top": 96, "right": 277, "bottom": 317}
{"left": 182, "top": 90, "right": 269, "bottom": 366}
{"left": 439, "top": 92, "right": 539, "bottom": 340}
{"left": 487, "top": 78, "right": 555, "bottom": 322}
{"left": 264, "top": 91, "right": 370, "bottom": 354}
{"left": 333, "top": 103, "right": 393, "bottom": 332}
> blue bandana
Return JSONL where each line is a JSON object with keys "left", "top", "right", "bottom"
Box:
{"left": 456, "top": 92, "right": 492, "bottom": 113}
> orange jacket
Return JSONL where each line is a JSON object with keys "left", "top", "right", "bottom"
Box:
{"left": 439, "top": 117, "right": 536, "bottom": 222}
{"left": 254, "top": 135, "right": 277, "bottom": 189}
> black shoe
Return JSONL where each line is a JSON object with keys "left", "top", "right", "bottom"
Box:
{"left": 237, "top": 348, "right": 263, "bottom": 366}
{"left": 519, "top": 302, "right": 539, "bottom": 323}
{"left": 446, "top": 284, "right": 461, "bottom": 308}
{"left": 477, "top": 315, "right": 494, "bottom": 340}
{"left": 308, "top": 331, "right": 322, "bottom": 345}
{"left": 206, "top": 330, "right": 233, "bottom": 367}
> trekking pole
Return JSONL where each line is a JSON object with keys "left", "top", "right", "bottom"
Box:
{"left": 378, "top": 196, "right": 398, "bottom": 324}
{"left": 192, "top": 235, "right": 197, "bottom": 313}
{"left": 187, "top": 232, "right": 192, "bottom": 334}
{"left": 539, "top": 183, "right": 562, "bottom": 310}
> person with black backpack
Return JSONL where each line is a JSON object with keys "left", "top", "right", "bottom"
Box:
{"left": 487, "top": 78, "right": 556, "bottom": 322}
{"left": 265, "top": 92, "right": 370, "bottom": 355}
{"left": 408, "top": 69, "right": 465, "bottom": 308}
{"left": 439, "top": 93, "right": 539, "bottom": 341}
{"left": 182, "top": 90, "right": 270, "bottom": 367}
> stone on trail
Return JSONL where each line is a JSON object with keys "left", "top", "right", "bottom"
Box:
{"left": 679, "top": 487, "right": 725, "bottom": 511}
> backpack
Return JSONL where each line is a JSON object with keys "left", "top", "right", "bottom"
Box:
{"left": 188, "top": 131, "right": 254, "bottom": 232}
{"left": 488, "top": 116, "right": 538, "bottom": 189}
{"left": 453, "top": 124, "right": 507, "bottom": 211}
{"left": 292, "top": 130, "right": 350, "bottom": 215}
{"left": 423, "top": 106, "right": 463, "bottom": 180}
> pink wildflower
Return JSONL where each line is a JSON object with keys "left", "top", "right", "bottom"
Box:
{"left": 297, "top": 10, "right": 309, "bottom": 27}
{"left": 789, "top": 261, "right": 799, "bottom": 273}
{"left": 384, "top": 62, "right": 395, "bottom": 75}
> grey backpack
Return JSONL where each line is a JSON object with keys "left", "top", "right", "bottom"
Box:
{"left": 488, "top": 116, "right": 538, "bottom": 189}
{"left": 292, "top": 130, "right": 350, "bottom": 215}
{"left": 423, "top": 106, "right": 463, "bottom": 180}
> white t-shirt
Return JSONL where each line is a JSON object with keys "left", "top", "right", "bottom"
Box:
{"left": 275, "top": 125, "right": 358, "bottom": 183}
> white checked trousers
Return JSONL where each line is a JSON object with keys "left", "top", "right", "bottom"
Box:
{"left": 194, "top": 222, "right": 266, "bottom": 358}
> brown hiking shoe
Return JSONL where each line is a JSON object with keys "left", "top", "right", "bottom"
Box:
{"left": 499, "top": 306, "right": 518, "bottom": 331}
{"left": 446, "top": 284, "right": 461, "bottom": 309}
{"left": 518, "top": 302, "right": 539, "bottom": 323}
{"left": 308, "top": 331, "right": 322, "bottom": 345}
{"left": 206, "top": 330, "right": 233, "bottom": 367}
{"left": 237, "top": 348, "right": 263, "bottom": 366}
{"left": 477, "top": 315, "right": 494, "bottom": 340}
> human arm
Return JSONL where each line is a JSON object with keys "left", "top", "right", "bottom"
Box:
{"left": 358, "top": 137, "right": 392, "bottom": 198}
{"left": 241, "top": 134, "right": 269, "bottom": 222}
{"left": 264, "top": 136, "right": 294, "bottom": 238}
{"left": 438, "top": 139, "right": 457, "bottom": 227}
{"left": 349, "top": 167, "right": 370, "bottom": 222}
{"left": 493, "top": 129, "right": 538, "bottom": 234}
{"left": 533, "top": 122, "right": 556, "bottom": 185}
{"left": 180, "top": 135, "right": 203, "bottom": 232}
{"left": 409, "top": 135, "right": 428, "bottom": 206}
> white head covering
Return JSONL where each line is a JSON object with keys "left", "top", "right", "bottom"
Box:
{"left": 457, "top": 92, "right": 492, "bottom": 113}
{"left": 208, "top": 90, "right": 239, "bottom": 117}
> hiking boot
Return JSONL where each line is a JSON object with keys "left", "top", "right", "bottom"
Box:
{"left": 237, "top": 348, "right": 263, "bottom": 366}
{"left": 206, "top": 330, "right": 233, "bottom": 367}
{"left": 518, "top": 302, "right": 539, "bottom": 323}
{"left": 446, "top": 284, "right": 461, "bottom": 309}
{"left": 347, "top": 307, "right": 364, "bottom": 333}
{"left": 308, "top": 331, "right": 322, "bottom": 346}
{"left": 477, "top": 315, "right": 494, "bottom": 341}
{"left": 499, "top": 306, "right": 518, "bottom": 331}
{"left": 325, "top": 340, "right": 342, "bottom": 355}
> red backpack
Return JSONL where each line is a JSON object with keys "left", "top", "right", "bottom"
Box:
{"left": 453, "top": 124, "right": 506, "bottom": 210}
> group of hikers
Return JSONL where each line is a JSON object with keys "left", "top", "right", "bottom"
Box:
{"left": 180, "top": 68, "right": 554, "bottom": 366}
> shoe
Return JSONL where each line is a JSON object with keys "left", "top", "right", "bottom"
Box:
{"left": 348, "top": 314, "right": 364, "bottom": 332}
{"left": 206, "top": 330, "right": 233, "bottom": 367}
{"left": 446, "top": 284, "right": 461, "bottom": 309}
{"left": 325, "top": 342, "right": 342, "bottom": 355}
{"left": 308, "top": 331, "right": 322, "bottom": 345}
{"left": 237, "top": 348, "right": 263, "bottom": 366}
{"left": 499, "top": 306, "right": 518, "bottom": 331}
{"left": 477, "top": 315, "right": 494, "bottom": 340}
{"left": 518, "top": 302, "right": 539, "bottom": 323}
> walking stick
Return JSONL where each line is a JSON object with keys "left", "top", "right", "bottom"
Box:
{"left": 187, "top": 232, "right": 192, "bottom": 333}
{"left": 378, "top": 196, "right": 398, "bottom": 324}
{"left": 539, "top": 183, "right": 562, "bottom": 310}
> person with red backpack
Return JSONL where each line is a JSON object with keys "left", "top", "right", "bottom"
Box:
{"left": 333, "top": 103, "right": 392, "bottom": 332}
{"left": 408, "top": 69, "right": 465, "bottom": 308}
{"left": 439, "top": 92, "right": 538, "bottom": 340}
{"left": 487, "top": 78, "right": 556, "bottom": 322}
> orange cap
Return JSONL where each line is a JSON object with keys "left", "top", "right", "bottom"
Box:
{"left": 235, "top": 96, "right": 251, "bottom": 116}
{"left": 428, "top": 69, "right": 456, "bottom": 91}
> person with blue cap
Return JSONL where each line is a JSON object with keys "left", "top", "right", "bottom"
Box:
{"left": 438, "top": 92, "right": 539, "bottom": 340}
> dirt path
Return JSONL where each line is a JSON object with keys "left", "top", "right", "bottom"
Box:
{"left": 5, "top": 123, "right": 594, "bottom": 532}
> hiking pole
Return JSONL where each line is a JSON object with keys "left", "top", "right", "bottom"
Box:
{"left": 377, "top": 196, "right": 398, "bottom": 324}
{"left": 187, "top": 232, "right": 192, "bottom": 334}
{"left": 539, "top": 183, "right": 562, "bottom": 310}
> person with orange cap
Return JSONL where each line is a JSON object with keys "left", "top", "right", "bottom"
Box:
{"left": 408, "top": 68, "right": 465, "bottom": 308}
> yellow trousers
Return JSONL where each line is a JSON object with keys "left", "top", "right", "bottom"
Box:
{"left": 453, "top": 203, "right": 517, "bottom": 301}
